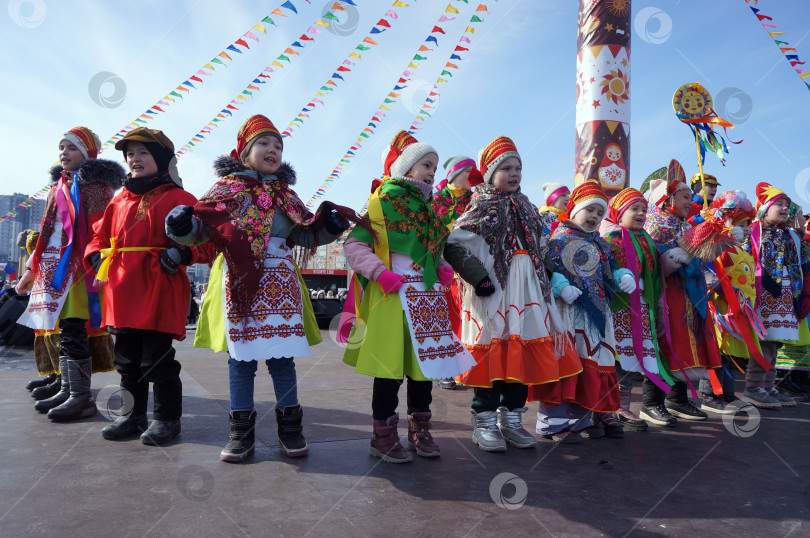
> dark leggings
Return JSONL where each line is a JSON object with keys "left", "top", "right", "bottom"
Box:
{"left": 472, "top": 381, "right": 528, "bottom": 413}
{"left": 642, "top": 378, "right": 688, "bottom": 407}
{"left": 371, "top": 377, "right": 432, "bottom": 420}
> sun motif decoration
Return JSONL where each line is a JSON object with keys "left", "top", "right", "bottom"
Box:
{"left": 605, "top": 0, "right": 629, "bottom": 17}
{"left": 722, "top": 246, "right": 756, "bottom": 303}
{"left": 600, "top": 69, "right": 629, "bottom": 104}
{"left": 672, "top": 82, "right": 713, "bottom": 119}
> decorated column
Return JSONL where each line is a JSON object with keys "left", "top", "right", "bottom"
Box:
{"left": 575, "top": 0, "right": 631, "bottom": 197}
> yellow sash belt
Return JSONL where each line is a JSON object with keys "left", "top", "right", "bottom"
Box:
{"left": 97, "top": 236, "right": 166, "bottom": 282}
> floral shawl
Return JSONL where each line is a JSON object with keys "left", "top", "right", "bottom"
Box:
{"left": 550, "top": 222, "right": 616, "bottom": 337}
{"left": 643, "top": 204, "right": 688, "bottom": 250}
{"left": 350, "top": 177, "right": 447, "bottom": 288}
{"left": 194, "top": 171, "right": 360, "bottom": 311}
{"left": 431, "top": 185, "right": 472, "bottom": 229}
{"left": 453, "top": 184, "right": 549, "bottom": 293}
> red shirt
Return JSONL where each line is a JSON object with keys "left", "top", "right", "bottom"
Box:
{"left": 85, "top": 184, "right": 215, "bottom": 339}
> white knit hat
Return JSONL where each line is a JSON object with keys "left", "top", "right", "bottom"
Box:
{"left": 541, "top": 182, "right": 570, "bottom": 206}
{"left": 389, "top": 142, "right": 437, "bottom": 178}
{"left": 381, "top": 130, "right": 437, "bottom": 179}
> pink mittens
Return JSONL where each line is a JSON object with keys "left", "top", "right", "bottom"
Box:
{"left": 377, "top": 270, "right": 407, "bottom": 293}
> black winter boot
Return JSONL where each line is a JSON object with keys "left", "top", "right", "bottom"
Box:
{"left": 220, "top": 410, "right": 256, "bottom": 462}
{"left": 34, "top": 357, "right": 70, "bottom": 412}
{"left": 101, "top": 414, "right": 148, "bottom": 440}
{"left": 276, "top": 405, "right": 308, "bottom": 457}
{"left": 31, "top": 375, "right": 61, "bottom": 400}
{"left": 140, "top": 419, "right": 181, "bottom": 445}
{"left": 26, "top": 373, "right": 57, "bottom": 392}
{"left": 47, "top": 357, "right": 97, "bottom": 422}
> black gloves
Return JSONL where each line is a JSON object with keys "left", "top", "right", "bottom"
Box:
{"left": 475, "top": 276, "right": 495, "bottom": 297}
{"left": 166, "top": 205, "right": 194, "bottom": 237}
{"left": 324, "top": 209, "right": 350, "bottom": 235}
{"left": 159, "top": 244, "right": 193, "bottom": 275}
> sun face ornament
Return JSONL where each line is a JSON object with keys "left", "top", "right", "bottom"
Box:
{"left": 672, "top": 82, "right": 713, "bottom": 120}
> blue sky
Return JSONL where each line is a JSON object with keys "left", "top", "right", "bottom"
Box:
{"left": 3, "top": 0, "right": 810, "bottom": 211}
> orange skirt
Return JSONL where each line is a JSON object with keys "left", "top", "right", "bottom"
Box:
{"left": 528, "top": 358, "right": 619, "bottom": 412}
{"left": 457, "top": 334, "right": 582, "bottom": 388}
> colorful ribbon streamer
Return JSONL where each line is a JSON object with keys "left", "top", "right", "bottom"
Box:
{"left": 408, "top": 3, "right": 489, "bottom": 134}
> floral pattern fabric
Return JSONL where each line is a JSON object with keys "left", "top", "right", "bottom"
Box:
{"left": 549, "top": 223, "right": 616, "bottom": 338}
{"left": 453, "top": 185, "right": 550, "bottom": 297}
{"left": 431, "top": 185, "right": 472, "bottom": 229}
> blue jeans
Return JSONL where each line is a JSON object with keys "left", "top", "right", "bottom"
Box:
{"left": 228, "top": 357, "right": 299, "bottom": 411}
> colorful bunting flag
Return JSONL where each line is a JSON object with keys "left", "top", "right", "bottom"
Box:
{"left": 306, "top": 1, "right": 480, "bottom": 208}
{"left": 745, "top": 0, "right": 810, "bottom": 91}
{"left": 103, "top": 1, "right": 303, "bottom": 149}
{"left": 178, "top": 3, "right": 351, "bottom": 155}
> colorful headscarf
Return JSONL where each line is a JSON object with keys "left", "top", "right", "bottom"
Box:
{"left": 230, "top": 114, "right": 283, "bottom": 163}
{"left": 61, "top": 126, "right": 101, "bottom": 161}
{"left": 471, "top": 136, "right": 520, "bottom": 186}
{"left": 755, "top": 181, "right": 788, "bottom": 220}
{"left": 560, "top": 180, "right": 608, "bottom": 221}
{"left": 607, "top": 187, "right": 646, "bottom": 225}
{"left": 703, "top": 190, "right": 755, "bottom": 226}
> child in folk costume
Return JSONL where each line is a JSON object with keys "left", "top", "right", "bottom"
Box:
{"left": 641, "top": 159, "right": 723, "bottom": 426}
{"left": 16, "top": 127, "right": 121, "bottom": 421}
{"left": 775, "top": 206, "right": 810, "bottom": 401}
{"left": 538, "top": 182, "right": 570, "bottom": 236}
{"left": 530, "top": 182, "right": 636, "bottom": 443}
{"left": 19, "top": 230, "right": 114, "bottom": 399}
{"left": 740, "top": 183, "right": 810, "bottom": 408}
{"left": 432, "top": 154, "right": 475, "bottom": 230}
{"left": 600, "top": 188, "right": 671, "bottom": 432}
{"left": 431, "top": 154, "right": 477, "bottom": 389}
{"left": 167, "top": 114, "right": 355, "bottom": 461}
{"left": 342, "top": 131, "right": 475, "bottom": 463}
{"left": 686, "top": 191, "right": 758, "bottom": 413}
{"left": 445, "top": 136, "right": 581, "bottom": 452}
{"left": 85, "top": 128, "right": 215, "bottom": 445}
{"left": 19, "top": 230, "right": 60, "bottom": 394}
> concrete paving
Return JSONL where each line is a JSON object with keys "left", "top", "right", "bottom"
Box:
{"left": 1, "top": 330, "right": 808, "bottom": 537}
